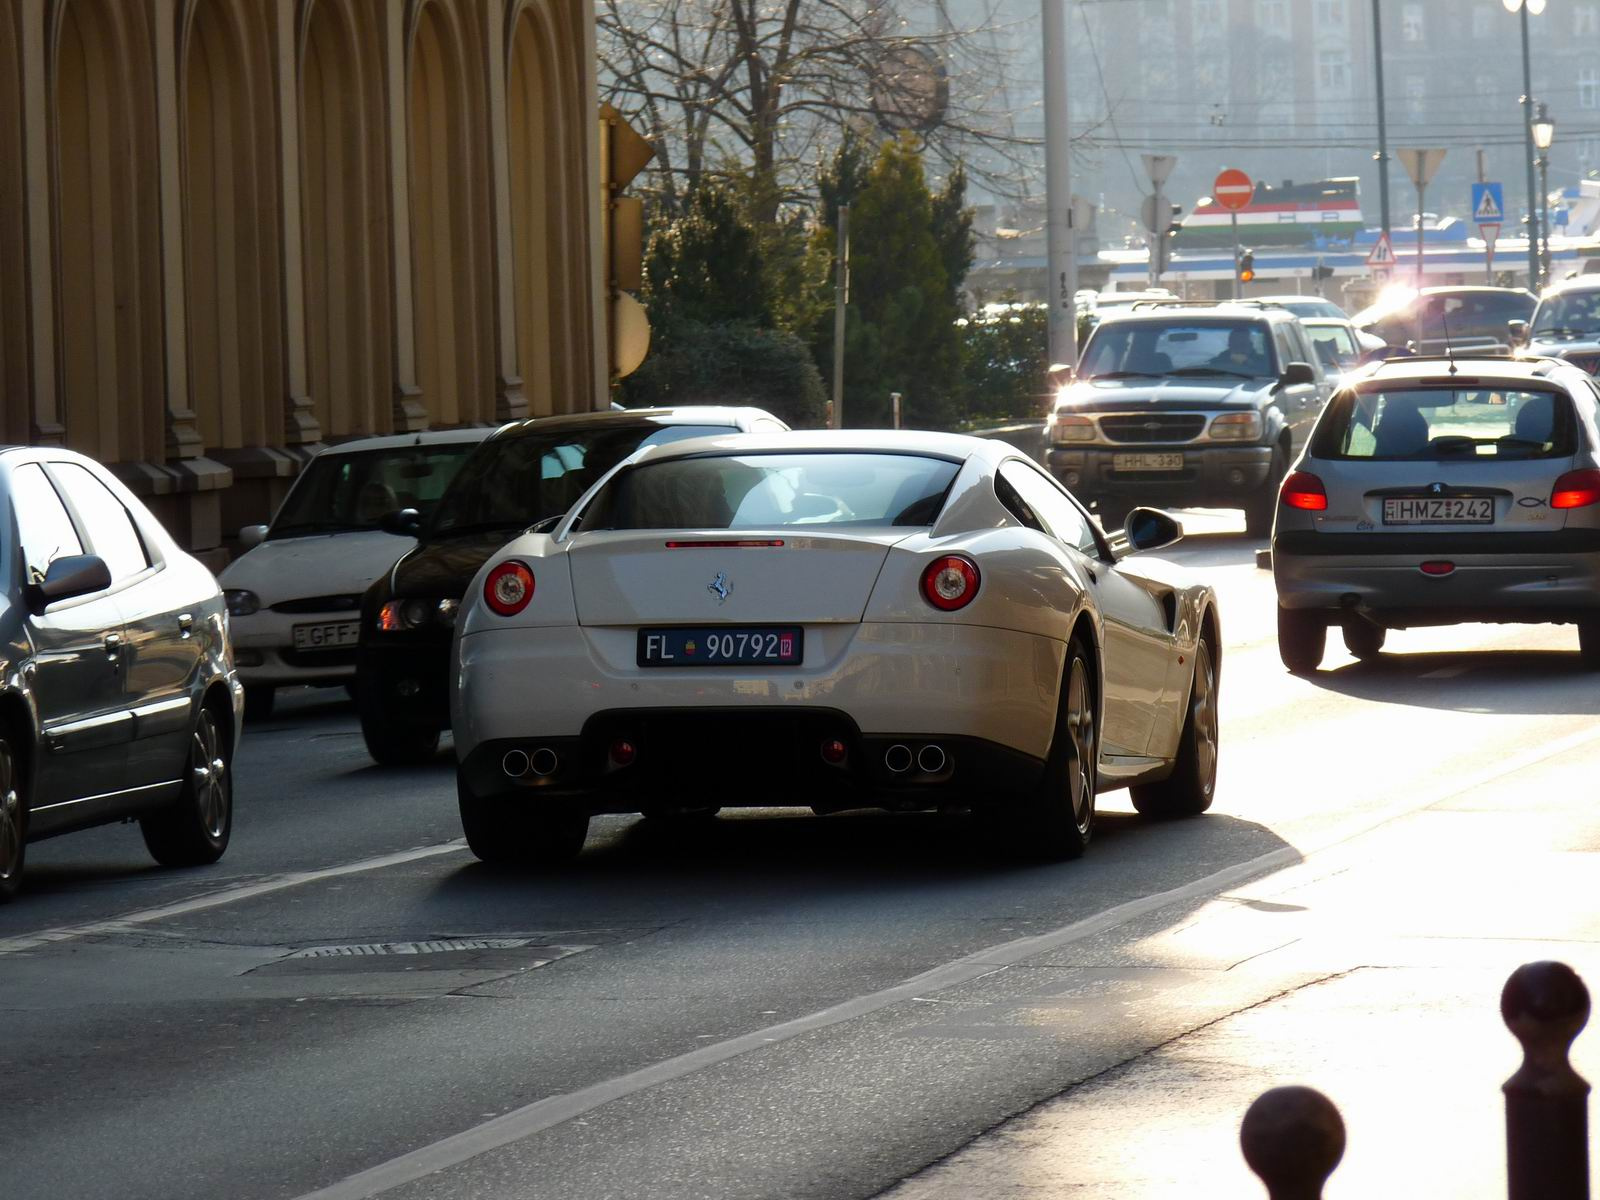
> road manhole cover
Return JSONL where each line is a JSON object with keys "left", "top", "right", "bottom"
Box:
{"left": 287, "top": 938, "right": 537, "bottom": 959}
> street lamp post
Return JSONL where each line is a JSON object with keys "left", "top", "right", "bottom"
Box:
{"left": 1504, "top": 0, "right": 1545, "bottom": 288}
{"left": 1371, "top": 0, "right": 1393, "bottom": 248}
{"left": 1533, "top": 104, "right": 1556, "bottom": 288}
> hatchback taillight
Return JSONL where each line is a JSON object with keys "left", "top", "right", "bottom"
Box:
{"left": 484, "top": 560, "right": 535, "bottom": 616}
{"left": 1280, "top": 471, "right": 1328, "bottom": 511}
{"left": 921, "top": 556, "right": 980, "bottom": 611}
{"left": 1550, "top": 469, "right": 1600, "bottom": 509}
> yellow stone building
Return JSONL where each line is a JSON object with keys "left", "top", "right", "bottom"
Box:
{"left": 0, "top": 0, "right": 608, "bottom": 561}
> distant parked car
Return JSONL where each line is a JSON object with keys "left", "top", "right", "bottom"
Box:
{"left": 0, "top": 447, "right": 242, "bottom": 901}
{"left": 1254, "top": 296, "right": 1350, "bottom": 320}
{"left": 219, "top": 429, "right": 491, "bottom": 719}
{"left": 356, "top": 406, "right": 790, "bottom": 766}
{"left": 1353, "top": 286, "right": 1535, "bottom": 355}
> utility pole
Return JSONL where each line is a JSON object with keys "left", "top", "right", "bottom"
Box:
{"left": 1042, "top": 0, "right": 1077, "bottom": 370}
{"left": 1371, "top": 0, "right": 1393, "bottom": 247}
{"left": 1517, "top": 2, "right": 1540, "bottom": 288}
{"left": 830, "top": 206, "right": 849, "bottom": 430}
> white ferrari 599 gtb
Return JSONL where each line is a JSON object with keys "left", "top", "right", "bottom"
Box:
{"left": 450, "top": 431, "right": 1220, "bottom": 863}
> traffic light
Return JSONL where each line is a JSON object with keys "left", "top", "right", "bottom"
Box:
{"left": 1312, "top": 260, "right": 1334, "bottom": 282}
{"left": 599, "top": 103, "right": 655, "bottom": 379}
{"left": 1238, "top": 248, "right": 1256, "bottom": 284}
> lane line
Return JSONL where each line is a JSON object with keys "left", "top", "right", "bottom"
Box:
{"left": 293, "top": 718, "right": 1600, "bottom": 1200}
{"left": 0, "top": 841, "right": 466, "bottom": 957}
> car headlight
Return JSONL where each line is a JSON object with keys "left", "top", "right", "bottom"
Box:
{"left": 1050, "top": 414, "right": 1097, "bottom": 443}
{"left": 224, "top": 589, "right": 260, "bottom": 617}
{"left": 376, "top": 598, "right": 458, "bottom": 632}
{"left": 1208, "top": 412, "right": 1262, "bottom": 441}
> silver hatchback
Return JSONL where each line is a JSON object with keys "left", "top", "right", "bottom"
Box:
{"left": 1272, "top": 356, "right": 1600, "bottom": 672}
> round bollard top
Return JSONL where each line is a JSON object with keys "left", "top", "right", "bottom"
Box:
{"left": 1241, "top": 1085, "right": 1346, "bottom": 1199}
{"left": 1502, "top": 961, "right": 1590, "bottom": 1058}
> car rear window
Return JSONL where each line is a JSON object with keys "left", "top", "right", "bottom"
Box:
{"left": 577, "top": 453, "right": 961, "bottom": 531}
{"left": 1312, "top": 385, "right": 1575, "bottom": 461}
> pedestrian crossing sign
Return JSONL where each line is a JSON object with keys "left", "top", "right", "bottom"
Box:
{"left": 1472, "top": 182, "right": 1505, "bottom": 225}
{"left": 1366, "top": 231, "right": 1396, "bottom": 268}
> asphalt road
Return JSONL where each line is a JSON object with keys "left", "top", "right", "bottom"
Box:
{"left": 5, "top": 518, "right": 1599, "bottom": 1200}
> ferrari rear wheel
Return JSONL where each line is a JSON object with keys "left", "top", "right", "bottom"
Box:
{"left": 1277, "top": 607, "right": 1326, "bottom": 674}
{"left": 1012, "top": 637, "right": 1096, "bottom": 860}
{"left": 458, "top": 776, "right": 588, "bottom": 867}
{"left": 1131, "top": 630, "right": 1218, "bottom": 819}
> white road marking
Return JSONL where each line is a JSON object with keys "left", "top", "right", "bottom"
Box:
{"left": 290, "top": 719, "right": 1600, "bottom": 1200}
{"left": 0, "top": 841, "right": 467, "bottom": 957}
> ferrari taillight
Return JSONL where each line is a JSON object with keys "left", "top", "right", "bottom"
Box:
{"left": 1551, "top": 469, "right": 1600, "bottom": 509}
{"left": 484, "top": 560, "right": 535, "bottom": 616}
{"left": 921, "top": 556, "right": 980, "bottom": 612}
{"left": 1280, "top": 471, "right": 1328, "bottom": 511}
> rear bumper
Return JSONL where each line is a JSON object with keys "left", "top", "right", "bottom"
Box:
{"left": 1273, "top": 530, "right": 1600, "bottom": 625}
{"left": 1046, "top": 445, "right": 1274, "bottom": 502}
{"left": 457, "top": 708, "right": 1045, "bottom": 810}
{"left": 452, "top": 622, "right": 1066, "bottom": 764}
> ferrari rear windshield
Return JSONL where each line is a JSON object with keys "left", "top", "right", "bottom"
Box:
{"left": 1311, "top": 386, "right": 1576, "bottom": 461}
{"left": 577, "top": 452, "right": 962, "bottom": 530}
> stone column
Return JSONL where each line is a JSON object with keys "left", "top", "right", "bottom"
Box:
{"left": 386, "top": 1, "right": 428, "bottom": 431}
{"left": 486, "top": 1, "right": 527, "bottom": 422}
{"left": 273, "top": 0, "right": 321, "bottom": 448}
{"left": 19, "top": 0, "right": 60, "bottom": 444}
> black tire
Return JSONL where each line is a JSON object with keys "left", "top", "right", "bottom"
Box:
{"left": 1342, "top": 619, "right": 1386, "bottom": 660}
{"left": 1011, "top": 636, "right": 1097, "bottom": 860}
{"left": 141, "top": 705, "right": 232, "bottom": 868}
{"left": 458, "top": 775, "right": 588, "bottom": 866}
{"left": 243, "top": 685, "right": 275, "bottom": 721}
{"left": 1132, "top": 628, "right": 1218, "bottom": 819}
{"left": 0, "top": 732, "right": 27, "bottom": 903}
{"left": 1244, "top": 447, "right": 1285, "bottom": 539}
{"left": 1579, "top": 618, "right": 1600, "bottom": 669}
{"left": 358, "top": 684, "right": 440, "bottom": 766}
{"left": 1277, "top": 607, "right": 1327, "bottom": 674}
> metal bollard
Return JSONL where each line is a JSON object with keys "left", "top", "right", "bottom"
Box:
{"left": 1240, "top": 1085, "right": 1346, "bottom": 1200}
{"left": 1502, "top": 961, "right": 1591, "bottom": 1200}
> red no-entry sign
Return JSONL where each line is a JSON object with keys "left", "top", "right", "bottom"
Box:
{"left": 1213, "top": 169, "right": 1255, "bottom": 212}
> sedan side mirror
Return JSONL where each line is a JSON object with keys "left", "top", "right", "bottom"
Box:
{"left": 379, "top": 507, "right": 422, "bottom": 537}
{"left": 239, "top": 524, "right": 268, "bottom": 550}
{"left": 22, "top": 554, "right": 112, "bottom": 614}
{"left": 1508, "top": 319, "right": 1529, "bottom": 346}
{"left": 1124, "top": 508, "right": 1183, "bottom": 554}
{"left": 1279, "top": 361, "right": 1317, "bottom": 388}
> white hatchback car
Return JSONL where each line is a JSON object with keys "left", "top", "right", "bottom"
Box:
{"left": 219, "top": 429, "right": 490, "bottom": 716}
{"left": 450, "top": 431, "right": 1222, "bottom": 865}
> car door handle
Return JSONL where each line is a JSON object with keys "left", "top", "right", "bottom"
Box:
{"left": 179, "top": 613, "right": 194, "bottom": 638}
{"left": 104, "top": 634, "right": 122, "bottom": 657}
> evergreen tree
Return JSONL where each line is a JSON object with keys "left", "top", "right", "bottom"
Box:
{"left": 642, "top": 182, "right": 773, "bottom": 327}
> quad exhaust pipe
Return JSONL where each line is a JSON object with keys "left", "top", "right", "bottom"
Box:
{"left": 503, "top": 747, "right": 560, "bottom": 778}
{"left": 883, "top": 743, "right": 948, "bottom": 777}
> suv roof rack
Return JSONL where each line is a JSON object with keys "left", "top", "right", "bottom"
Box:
{"left": 1125, "top": 299, "right": 1284, "bottom": 313}
{"left": 1375, "top": 352, "right": 1517, "bottom": 365}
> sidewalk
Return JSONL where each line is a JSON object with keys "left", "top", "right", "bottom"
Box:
{"left": 879, "top": 737, "right": 1600, "bottom": 1199}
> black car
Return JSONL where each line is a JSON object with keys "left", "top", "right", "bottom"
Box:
{"left": 355, "top": 406, "right": 789, "bottom": 765}
{"left": 1045, "top": 307, "right": 1325, "bottom": 535}
{"left": 1352, "top": 285, "right": 1536, "bottom": 355}
{"left": 0, "top": 447, "right": 242, "bottom": 900}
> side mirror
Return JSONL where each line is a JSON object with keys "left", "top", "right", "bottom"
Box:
{"left": 1124, "top": 508, "right": 1183, "bottom": 553}
{"left": 379, "top": 507, "right": 422, "bottom": 537}
{"left": 1279, "top": 361, "right": 1317, "bottom": 388}
{"left": 1508, "top": 319, "right": 1529, "bottom": 345}
{"left": 23, "top": 554, "right": 112, "bottom": 614}
{"left": 239, "top": 524, "right": 268, "bottom": 550}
